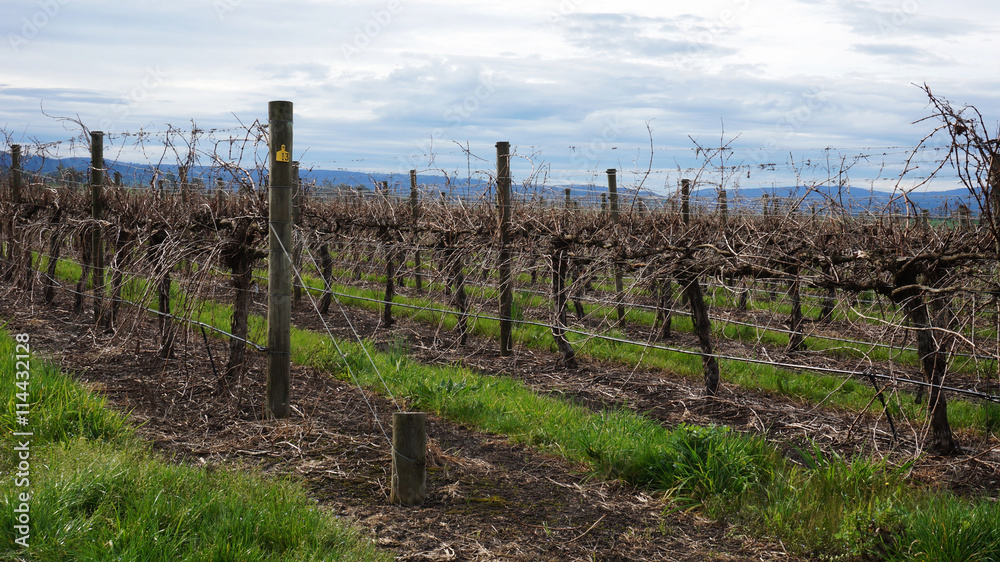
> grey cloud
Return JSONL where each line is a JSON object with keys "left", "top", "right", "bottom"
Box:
{"left": 835, "top": 0, "right": 986, "bottom": 38}
{"left": 255, "top": 63, "right": 332, "bottom": 82}
{"left": 556, "top": 12, "right": 738, "bottom": 58}
{"left": 0, "top": 85, "right": 111, "bottom": 105}
{"left": 852, "top": 42, "right": 948, "bottom": 65}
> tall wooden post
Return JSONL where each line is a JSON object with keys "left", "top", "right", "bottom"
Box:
{"left": 267, "top": 101, "right": 293, "bottom": 419}
{"left": 607, "top": 168, "right": 619, "bottom": 222}
{"left": 4, "top": 145, "right": 22, "bottom": 282}
{"left": 11, "top": 144, "right": 22, "bottom": 204}
{"left": 719, "top": 188, "right": 728, "bottom": 226}
{"left": 607, "top": 168, "right": 625, "bottom": 323}
{"left": 497, "top": 141, "right": 513, "bottom": 355}
{"left": 91, "top": 132, "right": 107, "bottom": 328}
{"left": 409, "top": 170, "right": 422, "bottom": 291}
{"left": 681, "top": 179, "right": 691, "bottom": 225}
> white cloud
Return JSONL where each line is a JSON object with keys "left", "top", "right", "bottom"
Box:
{"left": 0, "top": 0, "right": 997, "bottom": 191}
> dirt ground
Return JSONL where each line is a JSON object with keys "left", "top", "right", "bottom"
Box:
{"left": 2, "top": 277, "right": 998, "bottom": 560}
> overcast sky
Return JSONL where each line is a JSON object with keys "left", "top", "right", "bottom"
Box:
{"left": 2, "top": 0, "right": 998, "bottom": 194}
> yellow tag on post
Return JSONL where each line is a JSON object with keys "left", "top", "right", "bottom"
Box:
{"left": 276, "top": 144, "right": 290, "bottom": 163}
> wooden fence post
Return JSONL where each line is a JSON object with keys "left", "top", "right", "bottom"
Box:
{"left": 607, "top": 168, "right": 626, "bottom": 323}
{"left": 91, "top": 132, "right": 107, "bottom": 328}
{"left": 681, "top": 178, "right": 691, "bottom": 226}
{"left": 718, "top": 188, "right": 728, "bottom": 226}
{"left": 4, "top": 144, "right": 22, "bottom": 282}
{"left": 390, "top": 412, "right": 427, "bottom": 506}
{"left": 267, "top": 100, "right": 293, "bottom": 419}
{"left": 11, "top": 144, "right": 21, "bottom": 204}
{"left": 497, "top": 141, "right": 513, "bottom": 355}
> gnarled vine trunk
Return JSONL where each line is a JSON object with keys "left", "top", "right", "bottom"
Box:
{"left": 678, "top": 271, "right": 720, "bottom": 396}
{"left": 550, "top": 240, "right": 577, "bottom": 368}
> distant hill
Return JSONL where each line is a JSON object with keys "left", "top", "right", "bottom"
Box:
{"left": 0, "top": 152, "right": 466, "bottom": 193}
{"left": 0, "top": 152, "right": 976, "bottom": 214}
{"left": 688, "top": 185, "right": 974, "bottom": 215}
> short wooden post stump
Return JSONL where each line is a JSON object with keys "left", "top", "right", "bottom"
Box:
{"left": 391, "top": 412, "right": 426, "bottom": 506}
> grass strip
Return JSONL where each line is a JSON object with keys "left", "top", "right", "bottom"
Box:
{"left": 0, "top": 327, "right": 389, "bottom": 561}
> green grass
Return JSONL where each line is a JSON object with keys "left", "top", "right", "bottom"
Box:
{"left": 0, "top": 328, "right": 389, "bottom": 561}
